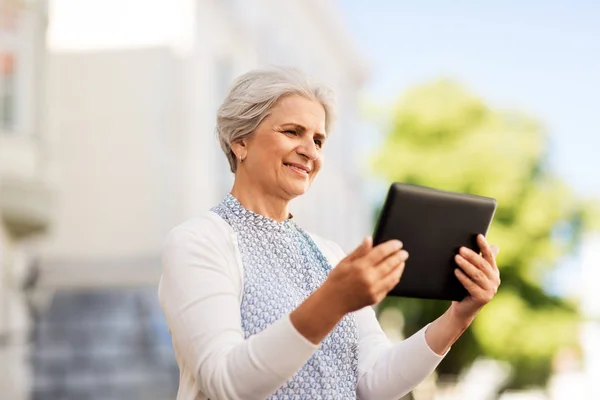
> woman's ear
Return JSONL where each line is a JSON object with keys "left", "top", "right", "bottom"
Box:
{"left": 231, "top": 138, "right": 248, "bottom": 160}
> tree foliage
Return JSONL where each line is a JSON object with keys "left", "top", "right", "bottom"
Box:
{"left": 372, "top": 79, "right": 595, "bottom": 389}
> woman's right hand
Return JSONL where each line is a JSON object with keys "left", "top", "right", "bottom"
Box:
{"left": 324, "top": 237, "right": 408, "bottom": 314}
{"left": 290, "top": 237, "right": 407, "bottom": 344}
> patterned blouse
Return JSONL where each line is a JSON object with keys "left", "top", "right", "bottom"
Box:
{"left": 212, "top": 194, "right": 359, "bottom": 399}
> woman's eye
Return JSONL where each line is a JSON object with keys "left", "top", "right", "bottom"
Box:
{"left": 283, "top": 130, "right": 297, "bottom": 135}
{"left": 314, "top": 139, "right": 323, "bottom": 148}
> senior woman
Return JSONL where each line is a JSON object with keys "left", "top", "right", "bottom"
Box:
{"left": 158, "top": 66, "right": 501, "bottom": 400}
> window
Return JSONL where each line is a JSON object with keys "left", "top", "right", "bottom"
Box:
{"left": 0, "top": 0, "right": 42, "bottom": 136}
{"left": 0, "top": 0, "right": 20, "bottom": 134}
{"left": 0, "top": 0, "right": 19, "bottom": 32}
{"left": 0, "top": 51, "right": 16, "bottom": 131}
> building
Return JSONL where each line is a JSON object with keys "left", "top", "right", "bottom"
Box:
{"left": 21, "top": 1, "right": 371, "bottom": 398}
{"left": 40, "top": 0, "right": 370, "bottom": 289}
{"left": 0, "top": 0, "right": 54, "bottom": 398}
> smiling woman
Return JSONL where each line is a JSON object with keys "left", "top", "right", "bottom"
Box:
{"left": 231, "top": 95, "right": 326, "bottom": 204}
{"left": 157, "top": 66, "right": 500, "bottom": 400}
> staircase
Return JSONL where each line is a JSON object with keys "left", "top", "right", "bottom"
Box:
{"left": 29, "top": 288, "right": 178, "bottom": 400}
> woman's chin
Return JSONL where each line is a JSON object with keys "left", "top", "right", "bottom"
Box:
{"left": 281, "top": 181, "right": 311, "bottom": 198}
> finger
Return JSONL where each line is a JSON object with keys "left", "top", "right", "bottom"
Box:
{"left": 346, "top": 236, "right": 373, "bottom": 261}
{"left": 459, "top": 246, "right": 495, "bottom": 279}
{"left": 454, "top": 268, "right": 485, "bottom": 297}
{"left": 477, "top": 234, "right": 497, "bottom": 269}
{"left": 455, "top": 254, "right": 492, "bottom": 288}
{"left": 377, "top": 249, "right": 409, "bottom": 275}
{"left": 364, "top": 239, "right": 404, "bottom": 265}
{"left": 382, "top": 262, "right": 405, "bottom": 292}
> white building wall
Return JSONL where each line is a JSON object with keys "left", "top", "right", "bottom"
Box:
{"left": 43, "top": 49, "right": 179, "bottom": 260}
{"left": 0, "top": 223, "right": 11, "bottom": 338}
{"left": 0, "top": 4, "right": 50, "bottom": 396}
{"left": 40, "top": 0, "right": 370, "bottom": 288}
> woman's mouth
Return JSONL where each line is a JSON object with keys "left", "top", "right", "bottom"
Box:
{"left": 284, "top": 163, "right": 310, "bottom": 177}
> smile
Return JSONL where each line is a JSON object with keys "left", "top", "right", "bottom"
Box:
{"left": 284, "top": 163, "right": 310, "bottom": 176}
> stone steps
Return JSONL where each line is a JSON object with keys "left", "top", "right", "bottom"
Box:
{"left": 30, "top": 288, "right": 178, "bottom": 400}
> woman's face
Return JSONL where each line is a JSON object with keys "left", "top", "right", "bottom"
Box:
{"left": 237, "top": 95, "right": 327, "bottom": 199}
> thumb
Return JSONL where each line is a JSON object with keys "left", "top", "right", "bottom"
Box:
{"left": 347, "top": 236, "right": 373, "bottom": 261}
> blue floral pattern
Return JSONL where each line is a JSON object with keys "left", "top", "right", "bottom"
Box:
{"left": 212, "top": 194, "right": 359, "bottom": 399}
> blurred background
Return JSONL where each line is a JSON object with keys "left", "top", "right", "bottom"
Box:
{"left": 0, "top": 0, "right": 599, "bottom": 399}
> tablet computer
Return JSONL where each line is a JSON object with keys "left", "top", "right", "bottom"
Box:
{"left": 373, "top": 183, "right": 497, "bottom": 301}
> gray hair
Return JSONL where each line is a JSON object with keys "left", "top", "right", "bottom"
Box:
{"left": 216, "top": 66, "right": 336, "bottom": 173}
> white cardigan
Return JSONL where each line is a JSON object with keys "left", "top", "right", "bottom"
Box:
{"left": 158, "top": 211, "right": 445, "bottom": 400}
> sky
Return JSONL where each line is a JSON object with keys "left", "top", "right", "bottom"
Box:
{"left": 337, "top": 0, "right": 600, "bottom": 199}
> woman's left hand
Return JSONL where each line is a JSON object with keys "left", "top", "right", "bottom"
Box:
{"left": 451, "top": 234, "right": 501, "bottom": 323}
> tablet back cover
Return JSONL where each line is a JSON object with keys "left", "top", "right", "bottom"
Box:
{"left": 373, "top": 183, "right": 497, "bottom": 301}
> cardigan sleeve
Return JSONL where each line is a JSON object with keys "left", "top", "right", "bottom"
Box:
{"left": 354, "top": 308, "right": 445, "bottom": 400}
{"left": 324, "top": 239, "right": 446, "bottom": 400}
{"left": 158, "top": 218, "right": 319, "bottom": 400}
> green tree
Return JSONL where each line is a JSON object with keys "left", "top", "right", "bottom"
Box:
{"left": 372, "top": 79, "right": 596, "bottom": 389}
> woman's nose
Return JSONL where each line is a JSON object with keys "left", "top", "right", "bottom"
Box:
{"left": 298, "top": 138, "right": 319, "bottom": 161}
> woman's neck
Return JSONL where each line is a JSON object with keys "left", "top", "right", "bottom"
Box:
{"left": 230, "top": 180, "right": 291, "bottom": 222}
